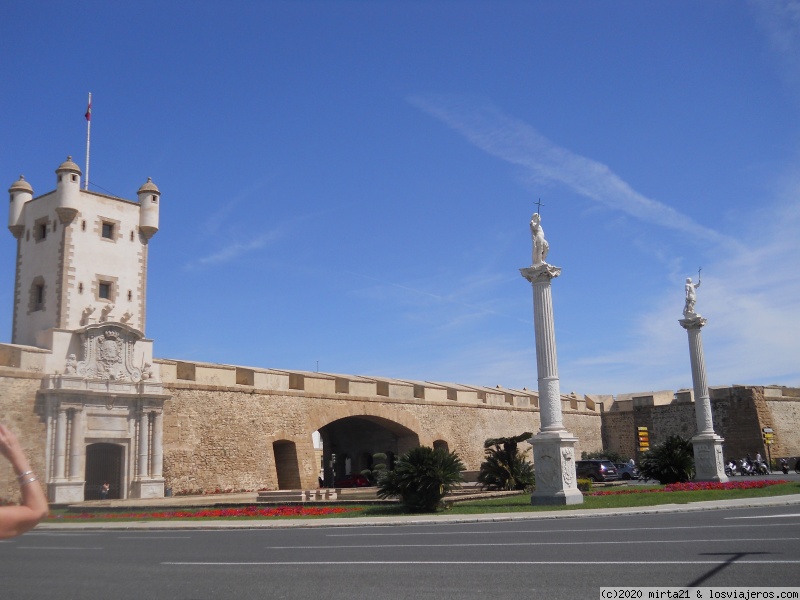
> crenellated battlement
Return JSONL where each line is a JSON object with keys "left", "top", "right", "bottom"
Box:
{"left": 153, "top": 357, "right": 600, "bottom": 413}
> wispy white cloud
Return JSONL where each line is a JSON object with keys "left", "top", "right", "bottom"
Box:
{"left": 408, "top": 94, "right": 730, "bottom": 245}
{"left": 346, "top": 270, "right": 532, "bottom": 327}
{"left": 185, "top": 230, "right": 282, "bottom": 270}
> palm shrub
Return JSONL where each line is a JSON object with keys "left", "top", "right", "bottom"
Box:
{"left": 639, "top": 435, "right": 695, "bottom": 484}
{"left": 477, "top": 432, "right": 535, "bottom": 491}
{"left": 377, "top": 446, "right": 464, "bottom": 512}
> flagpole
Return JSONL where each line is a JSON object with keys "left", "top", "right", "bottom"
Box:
{"left": 84, "top": 92, "right": 92, "bottom": 191}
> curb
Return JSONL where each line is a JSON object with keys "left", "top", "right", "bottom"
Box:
{"left": 34, "top": 494, "right": 800, "bottom": 532}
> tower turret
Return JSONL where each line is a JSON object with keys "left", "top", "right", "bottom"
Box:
{"left": 55, "top": 156, "right": 81, "bottom": 224}
{"left": 8, "top": 175, "right": 33, "bottom": 238}
{"left": 137, "top": 177, "right": 160, "bottom": 239}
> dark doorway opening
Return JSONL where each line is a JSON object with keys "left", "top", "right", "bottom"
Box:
{"left": 85, "top": 443, "right": 124, "bottom": 500}
{"left": 273, "top": 440, "right": 302, "bottom": 490}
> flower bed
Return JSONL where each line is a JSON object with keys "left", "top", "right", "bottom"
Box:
{"left": 50, "top": 505, "right": 363, "bottom": 521}
{"left": 590, "top": 479, "right": 789, "bottom": 496}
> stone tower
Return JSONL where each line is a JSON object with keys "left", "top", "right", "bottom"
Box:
{"left": 6, "top": 159, "right": 167, "bottom": 502}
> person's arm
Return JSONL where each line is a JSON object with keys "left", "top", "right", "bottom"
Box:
{"left": 0, "top": 423, "right": 49, "bottom": 539}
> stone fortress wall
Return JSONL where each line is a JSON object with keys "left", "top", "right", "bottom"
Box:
{"left": 0, "top": 345, "right": 605, "bottom": 497}
{"left": 600, "top": 385, "right": 800, "bottom": 464}
{"left": 3, "top": 340, "right": 799, "bottom": 498}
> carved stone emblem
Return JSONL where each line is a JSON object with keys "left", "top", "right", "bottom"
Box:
{"left": 76, "top": 324, "right": 143, "bottom": 382}
{"left": 561, "top": 447, "right": 575, "bottom": 486}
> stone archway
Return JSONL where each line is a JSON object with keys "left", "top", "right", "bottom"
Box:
{"left": 85, "top": 443, "right": 124, "bottom": 500}
{"left": 272, "top": 440, "right": 302, "bottom": 490}
{"left": 317, "top": 415, "right": 420, "bottom": 486}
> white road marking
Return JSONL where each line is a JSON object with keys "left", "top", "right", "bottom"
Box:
{"left": 265, "top": 536, "right": 800, "bottom": 549}
{"left": 163, "top": 560, "right": 800, "bottom": 566}
{"left": 16, "top": 546, "right": 104, "bottom": 550}
{"left": 328, "top": 522, "right": 800, "bottom": 536}
{"left": 726, "top": 514, "right": 800, "bottom": 519}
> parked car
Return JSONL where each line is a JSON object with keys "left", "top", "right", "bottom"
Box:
{"left": 575, "top": 460, "right": 620, "bottom": 482}
{"left": 614, "top": 462, "right": 640, "bottom": 480}
{"left": 334, "top": 473, "right": 370, "bottom": 488}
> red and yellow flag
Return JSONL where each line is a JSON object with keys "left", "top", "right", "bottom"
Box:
{"left": 85, "top": 99, "right": 92, "bottom": 121}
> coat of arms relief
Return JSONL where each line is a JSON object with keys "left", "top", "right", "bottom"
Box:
{"left": 75, "top": 324, "right": 143, "bottom": 382}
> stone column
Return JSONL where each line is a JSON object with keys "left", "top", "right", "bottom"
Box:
{"left": 68, "top": 408, "right": 84, "bottom": 480}
{"left": 151, "top": 411, "right": 163, "bottom": 479}
{"left": 520, "top": 215, "right": 583, "bottom": 506}
{"left": 680, "top": 315, "right": 727, "bottom": 482}
{"left": 53, "top": 406, "right": 68, "bottom": 480}
{"left": 137, "top": 408, "right": 150, "bottom": 478}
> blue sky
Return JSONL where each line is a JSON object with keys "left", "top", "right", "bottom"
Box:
{"left": 2, "top": 1, "right": 798, "bottom": 396}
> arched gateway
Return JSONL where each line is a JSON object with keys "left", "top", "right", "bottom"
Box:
{"left": 317, "top": 415, "right": 420, "bottom": 487}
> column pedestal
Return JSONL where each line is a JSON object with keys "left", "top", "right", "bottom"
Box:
{"left": 529, "top": 431, "right": 584, "bottom": 505}
{"left": 49, "top": 481, "right": 86, "bottom": 504}
{"left": 131, "top": 479, "right": 165, "bottom": 499}
{"left": 692, "top": 433, "right": 727, "bottom": 482}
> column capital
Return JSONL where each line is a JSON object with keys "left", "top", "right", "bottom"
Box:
{"left": 520, "top": 263, "right": 561, "bottom": 284}
{"left": 679, "top": 315, "right": 707, "bottom": 330}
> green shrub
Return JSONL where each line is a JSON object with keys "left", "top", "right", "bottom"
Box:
{"left": 477, "top": 432, "right": 535, "bottom": 491}
{"left": 639, "top": 435, "right": 695, "bottom": 484}
{"left": 377, "top": 446, "right": 465, "bottom": 512}
{"left": 576, "top": 478, "right": 593, "bottom": 493}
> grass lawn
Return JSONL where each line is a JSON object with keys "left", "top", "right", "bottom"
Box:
{"left": 44, "top": 481, "right": 800, "bottom": 523}
{"left": 443, "top": 481, "right": 800, "bottom": 514}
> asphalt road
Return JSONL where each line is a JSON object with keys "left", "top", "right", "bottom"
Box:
{"left": 2, "top": 504, "right": 800, "bottom": 600}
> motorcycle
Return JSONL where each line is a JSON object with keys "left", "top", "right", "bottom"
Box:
{"left": 725, "top": 460, "right": 738, "bottom": 477}
{"left": 753, "top": 460, "right": 769, "bottom": 475}
{"left": 779, "top": 458, "right": 789, "bottom": 475}
{"left": 738, "top": 458, "right": 755, "bottom": 476}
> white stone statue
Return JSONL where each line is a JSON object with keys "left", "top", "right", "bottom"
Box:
{"left": 64, "top": 354, "right": 77, "bottom": 375}
{"left": 530, "top": 213, "right": 549, "bottom": 266}
{"left": 683, "top": 277, "right": 701, "bottom": 318}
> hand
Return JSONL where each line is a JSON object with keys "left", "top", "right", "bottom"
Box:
{"left": 0, "top": 423, "right": 30, "bottom": 475}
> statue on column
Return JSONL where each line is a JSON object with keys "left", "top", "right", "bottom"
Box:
{"left": 530, "top": 213, "right": 549, "bottom": 266}
{"left": 683, "top": 276, "right": 701, "bottom": 318}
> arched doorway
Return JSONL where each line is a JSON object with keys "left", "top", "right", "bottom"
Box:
{"left": 85, "top": 443, "right": 124, "bottom": 500}
{"left": 318, "top": 416, "right": 420, "bottom": 487}
{"left": 433, "top": 439, "right": 449, "bottom": 453}
{"left": 273, "top": 440, "right": 302, "bottom": 490}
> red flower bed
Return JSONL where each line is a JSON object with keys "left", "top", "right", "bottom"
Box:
{"left": 52, "top": 505, "right": 363, "bottom": 520}
{"left": 590, "top": 479, "right": 789, "bottom": 496}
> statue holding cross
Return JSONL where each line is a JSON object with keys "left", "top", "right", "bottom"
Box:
{"left": 530, "top": 210, "right": 549, "bottom": 266}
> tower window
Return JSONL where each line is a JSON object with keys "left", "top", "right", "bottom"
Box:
{"left": 130, "top": 231, "right": 134, "bottom": 241}
{"left": 95, "top": 275, "right": 118, "bottom": 303}
{"left": 78, "top": 283, "right": 84, "bottom": 294}
{"left": 102, "top": 222, "right": 114, "bottom": 239}
{"left": 82, "top": 220, "right": 86, "bottom": 231}
{"left": 34, "top": 217, "right": 49, "bottom": 242}
{"left": 28, "top": 277, "right": 46, "bottom": 313}
{"left": 127, "top": 290, "right": 132, "bottom": 301}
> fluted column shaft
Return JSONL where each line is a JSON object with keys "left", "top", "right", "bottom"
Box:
{"left": 686, "top": 324, "right": 714, "bottom": 434}
{"left": 151, "top": 411, "right": 163, "bottom": 478}
{"left": 54, "top": 406, "right": 68, "bottom": 480}
{"left": 532, "top": 278, "right": 564, "bottom": 432}
{"left": 137, "top": 409, "right": 150, "bottom": 478}
{"left": 68, "top": 408, "right": 84, "bottom": 479}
